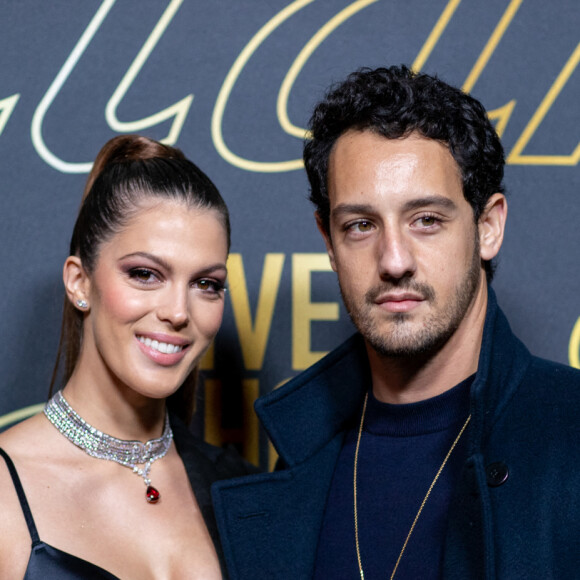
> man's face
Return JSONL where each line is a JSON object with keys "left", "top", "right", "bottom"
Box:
{"left": 322, "top": 130, "right": 487, "bottom": 358}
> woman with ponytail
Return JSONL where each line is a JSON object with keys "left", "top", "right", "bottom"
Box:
{"left": 0, "top": 135, "right": 256, "bottom": 579}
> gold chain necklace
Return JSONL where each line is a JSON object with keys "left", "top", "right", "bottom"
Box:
{"left": 353, "top": 392, "right": 471, "bottom": 580}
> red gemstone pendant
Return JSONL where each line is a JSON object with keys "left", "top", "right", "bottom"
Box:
{"left": 146, "top": 485, "right": 160, "bottom": 503}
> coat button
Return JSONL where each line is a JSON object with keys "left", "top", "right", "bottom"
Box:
{"left": 486, "top": 461, "right": 509, "bottom": 487}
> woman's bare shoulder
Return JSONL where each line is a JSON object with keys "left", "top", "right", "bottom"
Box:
{"left": 0, "top": 412, "right": 51, "bottom": 456}
{"left": 0, "top": 415, "right": 49, "bottom": 578}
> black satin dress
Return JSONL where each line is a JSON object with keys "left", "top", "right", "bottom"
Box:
{"left": 0, "top": 447, "right": 119, "bottom": 578}
{"left": 0, "top": 415, "right": 258, "bottom": 579}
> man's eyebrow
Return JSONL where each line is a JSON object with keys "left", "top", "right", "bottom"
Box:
{"left": 331, "top": 203, "right": 376, "bottom": 220}
{"left": 401, "top": 195, "right": 458, "bottom": 212}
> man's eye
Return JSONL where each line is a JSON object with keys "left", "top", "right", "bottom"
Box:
{"left": 348, "top": 220, "right": 373, "bottom": 233}
{"left": 415, "top": 215, "right": 440, "bottom": 228}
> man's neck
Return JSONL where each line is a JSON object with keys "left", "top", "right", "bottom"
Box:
{"left": 367, "top": 282, "right": 488, "bottom": 404}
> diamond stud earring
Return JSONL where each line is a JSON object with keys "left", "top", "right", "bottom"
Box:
{"left": 76, "top": 299, "right": 89, "bottom": 309}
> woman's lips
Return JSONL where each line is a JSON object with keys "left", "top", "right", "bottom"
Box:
{"left": 136, "top": 334, "right": 190, "bottom": 366}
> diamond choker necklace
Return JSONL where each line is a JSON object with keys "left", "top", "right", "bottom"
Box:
{"left": 44, "top": 390, "right": 173, "bottom": 504}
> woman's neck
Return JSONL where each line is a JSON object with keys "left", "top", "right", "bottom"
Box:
{"left": 61, "top": 374, "right": 167, "bottom": 442}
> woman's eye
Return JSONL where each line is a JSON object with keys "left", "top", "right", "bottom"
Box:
{"left": 129, "top": 268, "right": 158, "bottom": 284}
{"left": 195, "top": 279, "right": 225, "bottom": 294}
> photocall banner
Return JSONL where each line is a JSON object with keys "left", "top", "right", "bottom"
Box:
{"left": 0, "top": 0, "right": 578, "bottom": 467}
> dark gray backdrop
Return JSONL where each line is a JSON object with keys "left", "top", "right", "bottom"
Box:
{"left": 1, "top": 0, "right": 578, "bottom": 467}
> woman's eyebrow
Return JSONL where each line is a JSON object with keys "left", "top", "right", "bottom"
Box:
{"left": 120, "top": 252, "right": 227, "bottom": 276}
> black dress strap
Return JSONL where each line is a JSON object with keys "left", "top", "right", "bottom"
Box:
{"left": 0, "top": 447, "right": 41, "bottom": 545}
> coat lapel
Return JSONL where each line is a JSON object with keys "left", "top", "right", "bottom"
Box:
{"left": 212, "top": 432, "right": 344, "bottom": 579}
{"left": 213, "top": 335, "right": 369, "bottom": 578}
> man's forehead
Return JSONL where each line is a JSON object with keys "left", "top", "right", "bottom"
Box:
{"left": 327, "top": 130, "right": 464, "bottom": 209}
{"left": 329, "top": 128, "right": 456, "bottom": 166}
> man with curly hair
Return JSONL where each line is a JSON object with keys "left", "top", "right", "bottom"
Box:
{"left": 213, "top": 66, "right": 580, "bottom": 579}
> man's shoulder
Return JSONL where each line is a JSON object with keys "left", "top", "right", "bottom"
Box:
{"left": 526, "top": 355, "right": 580, "bottom": 388}
{"left": 522, "top": 355, "right": 580, "bottom": 410}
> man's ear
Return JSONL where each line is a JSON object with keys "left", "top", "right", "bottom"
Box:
{"left": 315, "top": 212, "right": 337, "bottom": 272}
{"left": 63, "top": 256, "right": 91, "bottom": 311}
{"left": 478, "top": 193, "right": 507, "bottom": 262}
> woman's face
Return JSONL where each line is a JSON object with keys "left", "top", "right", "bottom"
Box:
{"left": 78, "top": 199, "right": 228, "bottom": 400}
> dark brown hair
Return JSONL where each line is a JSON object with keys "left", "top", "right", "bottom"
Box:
{"left": 50, "top": 134, "right": 230, "bottom": 423}
{"left": 304, "top": 65, "right": 505, "bottom": 280}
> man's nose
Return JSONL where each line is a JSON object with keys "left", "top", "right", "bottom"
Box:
{"left": 377, "top": 228, "right": 417, "bottom": 280}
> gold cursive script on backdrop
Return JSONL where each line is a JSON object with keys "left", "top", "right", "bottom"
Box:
{"left": 29, "top": 0, "right": 192, "bottom": 174}
{"left": 0, "top": 1, "right": 577, "bottom": 172}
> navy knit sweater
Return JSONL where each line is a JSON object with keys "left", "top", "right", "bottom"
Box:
{"left": 314, "top": 376, "right": 473, "bottom": 579}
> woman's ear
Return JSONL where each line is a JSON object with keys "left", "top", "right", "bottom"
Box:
{"left": 63, "top": 256, "right": 91, "bottom": 311}
{"left": 479, "top": 193, "right": 508, "bottom": 262}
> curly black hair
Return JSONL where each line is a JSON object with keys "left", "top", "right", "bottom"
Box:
{"left": 303, "top": 65, "right": 505, "bottom": 279}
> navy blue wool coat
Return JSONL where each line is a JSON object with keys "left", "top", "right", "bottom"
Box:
{"left": 212, "top": 289, "right": 580, "bottom": 579}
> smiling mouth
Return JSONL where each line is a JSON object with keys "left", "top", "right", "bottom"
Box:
{"left": 137, "top": 336, "right": 186, "bottom": 354}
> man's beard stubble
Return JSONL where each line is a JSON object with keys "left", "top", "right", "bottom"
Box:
{"left": 339, "top": 240, "right": 482, "bottom": 360}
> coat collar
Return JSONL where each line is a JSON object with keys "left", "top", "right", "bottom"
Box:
{"left": 256, "top": 287, "right": 532, "bottom": 466}
{"left": 467, "top": 287, "right": 531, "bottom": 451}
{"left": 255, "top": 333, "right": 370, "bottom": 467}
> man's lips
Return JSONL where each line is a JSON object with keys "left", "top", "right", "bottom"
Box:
{"left": 374, "top": 292, "right": 425, "bottom": 313}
